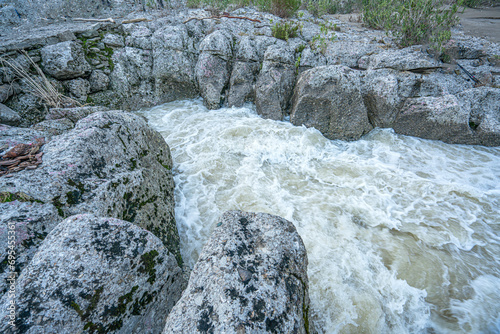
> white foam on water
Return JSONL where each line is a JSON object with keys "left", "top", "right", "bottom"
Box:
{"left": 137, "top": 99, "right": 500, "bottom": 333}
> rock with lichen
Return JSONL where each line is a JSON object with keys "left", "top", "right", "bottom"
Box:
{"left": 0, "top": 214, "right": 185, "bottom": 334}
{"left": 0, "top": 110, "right": 181, "bottom": 301}
{"left": 163, "top": 210, "right": 310, "bottom": 334}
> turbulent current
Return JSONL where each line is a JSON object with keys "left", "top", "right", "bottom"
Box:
{"left": 137, "top": 99, "right": 500, "bottom": 334}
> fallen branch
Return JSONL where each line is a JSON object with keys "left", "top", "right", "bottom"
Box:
{"left": 73, "top": 17, "right": 116, "bottom": 24}
{"left": 121, "top": 18, "right": 150, "bottom": 24}
{"left": 184, "top": 14, "right": 261, "bottom": 24}
{"left": 457, "top": 62, "right": 482, "bottom": 85}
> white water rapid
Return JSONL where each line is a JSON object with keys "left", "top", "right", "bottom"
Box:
{"left": 137, "top": 99, "right": 500, "bottom": 334}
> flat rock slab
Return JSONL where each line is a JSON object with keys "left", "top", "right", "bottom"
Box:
{"left": 0, "top": 214, "right": 185, "bottom": 334}
{"left": 163, "top": 210, "right": 310, "bottom": 334}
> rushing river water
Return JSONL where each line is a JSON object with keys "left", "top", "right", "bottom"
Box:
{"left": 137, "top": 99, "right": 500, "bottom": 334}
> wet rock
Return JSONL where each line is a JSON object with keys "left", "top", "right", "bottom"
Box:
{"left": 40, "top": 41, "right": 91, "bottom": 80}
{"left": 392, "top": 94, "right": 474, "bottom": 144}
{"left": 0, "top": 214, "right": 185, "bottom": 334}
{"left": 163, "top": 211, "right": 310, "bottom": 334}
{"left": 89, "top": 70, "right": 110, "bottom": 93}
{"left": 0, "top": 111, "right": 181, "bottom": 301}
{"left": 291, "top": 65, "right": 372, "bottom": 141}
{"left": 0, "top": 104, "right": 21, "bottom": 126}
{"left": 255, "top": 45, "right": 296, "bottom": 120}
{"left": 195, "top": 30, "right": 234, "bottom": 109}
{"left": 152, "top": 25, "right": 199, "bottom": 104}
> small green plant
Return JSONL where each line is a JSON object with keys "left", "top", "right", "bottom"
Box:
{"left": 361, "top": 0, "right": 464, "bottom": 50}
{"left": 271, "top": 20, "right": 302, "bottom": 41}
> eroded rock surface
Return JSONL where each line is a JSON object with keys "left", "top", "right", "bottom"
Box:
{"left": 163, "top": 210, "right": 310, "bottom": 334}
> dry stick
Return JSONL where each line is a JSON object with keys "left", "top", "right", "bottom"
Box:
{"left": 183, "top": 15, "right": 261, "bottom": 24}
{"left": 121, "top": 18, "right": 150, "bottom": 24}
{"left": 73, "top": 17, "right": 116, "bottom": 23}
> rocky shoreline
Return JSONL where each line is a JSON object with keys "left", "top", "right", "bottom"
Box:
{"left": 0, "top": 1, "right": 499, "bottom": 333}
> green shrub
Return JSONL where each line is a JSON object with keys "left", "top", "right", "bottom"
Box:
{"left": 271, "top": 20, "right": 302, "bottom": 40}
{"left": 361, "top": 0, "right": 464, "bottom": 50}
{"left": 303, "top": 0, "right": 360, "bottom": 16}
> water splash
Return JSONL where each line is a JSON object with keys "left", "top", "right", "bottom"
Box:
{"left": 137, "top": 99, "right": 500, "bottom": 333}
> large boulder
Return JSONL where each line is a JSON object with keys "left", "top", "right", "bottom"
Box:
{"left": 40, "top": 41, "right": 91, "bottom": 80}
{"left": 227, "top": 36, "right": 260, "bottom": 108}
{"left": 392, "top": 94, "right": 474, "bottom": 144}
{"left": 290, "top": 65, "right": 373, "bottom": 141}
{"left": 0, "top": 110, "right": 181, "bottom": 300}
{"left": 152, "top": 25, "right": 199, "bottom": 104}
{"left": 195, "top": 30, "right": 234, "bottom": 109}
{"left": 0, "top": 214, "right": 185, "bottom": 334}
{"left": 109, "top": 47, "right": 155, "bottom": 110}
{"left": 163, "top": 211, "right": 310, "bottom": 334}
{"left": 255, "top": 44, "right": 296, "bottom": 120}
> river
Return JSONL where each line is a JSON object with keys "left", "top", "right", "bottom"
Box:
{"left": 137, "top": 99, "right": 500, "bottom": 334}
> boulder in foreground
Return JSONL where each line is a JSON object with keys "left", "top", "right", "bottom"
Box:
{"left": 0, "top": 214, "right": 185, "bottom": 334}
{"left": 163, "top": 210, "right": 310, "bottom": 334}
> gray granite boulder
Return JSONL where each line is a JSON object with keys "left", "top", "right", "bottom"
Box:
{"left": 361, "top": 69, "right": 419, "bottom": 128}
{"left": 325, "top": 41, "right": 380, "bottom": 68}
{"left": 392, "top": 94, "right": 473, "bottom": 144}
{"left": 290, "top": 65, "right": 373, "bottom": 141}
{"left": 255, "top": 45, "right": 296, "bottom": 120}
{"left": 0, "top": 104, "right": 21, "bottom": 126}
{"left": 63, "top": 78, "right": 90, "bottom": 103}
{"left": 152, "top": 25, "right": 199, "bottom": 104}
{"left": 40, "top": 41, "right": 91, "bottom": 80}
{"left": 45, "top": 106, "right": 109, "bottom": 123}
{"left": 163, "top": 211, "right": 310, "bottom": 334}
{"left": 195, "top": 30, "right": 234, "bottom": 109}
{"left": 0, "top": 110, "right": 181, "bottom": 302}
{"left": 109, "top": 47, "right": 155, "bottom": 110}
{"left": 0, "top": 214, "right": 185, "bottom": 334}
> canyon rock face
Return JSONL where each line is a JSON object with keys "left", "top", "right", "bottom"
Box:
{"left": 0, "top": 214, "right": 185, "bottom": 334}
{"left": 163, "top": 210, "right": 310, "bottom": 334}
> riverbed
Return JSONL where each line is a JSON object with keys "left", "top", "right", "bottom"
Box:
{"left": 137, "top": 99, "right": 500, "bottom": 333}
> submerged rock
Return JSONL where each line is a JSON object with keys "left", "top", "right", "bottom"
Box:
{"left": 0, "top": 214, "right": 185, "bottom": 334}
{"left": 163, "top": 210, "right": 310, "bottom": 334}
{"left": 290, "top": 65, "right": 372, "bottom": 141}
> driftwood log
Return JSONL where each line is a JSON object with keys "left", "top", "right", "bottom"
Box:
{"left": 184, "top": 14, "right": 261, "bottom": 24}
